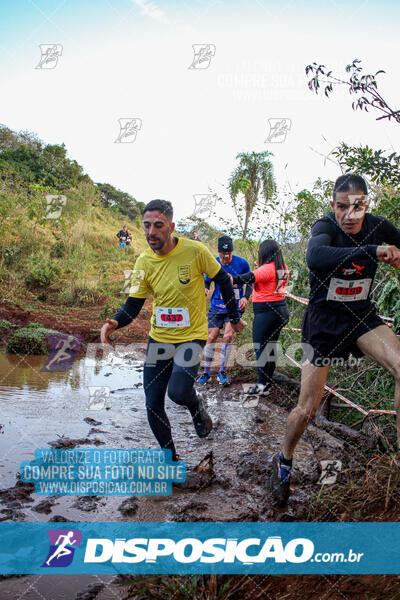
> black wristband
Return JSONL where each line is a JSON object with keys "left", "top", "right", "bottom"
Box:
{"left": 230, "top": 316, "right": 241, "bottom": 325}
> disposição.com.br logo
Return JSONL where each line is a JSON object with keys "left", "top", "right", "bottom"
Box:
{"left": 40, "top": 531, "right": 364, "bottom": 568}
{"left": 41, "top": 529, "right": 82, "bottom": 568}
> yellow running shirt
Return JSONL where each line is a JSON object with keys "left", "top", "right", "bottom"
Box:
{"left": 129, "top": 237, "right": 220, "bottom": 343}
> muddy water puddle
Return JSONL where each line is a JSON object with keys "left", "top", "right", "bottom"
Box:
{"left": 0, "top": 574, "right": 124, "bottom": 600}
{"left": 0, "top": 350, "right": 341, "bottom": 522}
{"left": 0, "top": 350, "right": 342, "bottom": 597}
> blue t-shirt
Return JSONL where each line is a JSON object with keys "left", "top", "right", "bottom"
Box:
{"left": 205, "top": 254, "right": 251, "bottom": 312}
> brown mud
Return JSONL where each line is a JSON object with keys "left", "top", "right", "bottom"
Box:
{"left": 0, "top": 299, "right": 399, "bottom": 598}
{"left": 0, "top": 297, "right": 153, "bottom": 347}
{"left": 0, "top": 359, "right": 342, "bottom": 524}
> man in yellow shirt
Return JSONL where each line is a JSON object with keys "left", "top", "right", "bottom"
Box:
{"left": 101, "top": 199, "right": 246, "bottom": 461}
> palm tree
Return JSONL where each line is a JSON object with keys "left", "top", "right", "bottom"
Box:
{"left": 229, "top": 151, "right": 276, "bottom": 241}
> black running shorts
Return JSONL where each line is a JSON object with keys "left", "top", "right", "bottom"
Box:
{"left": 207, "top": 309, "right": 244, "bottom": 330}
{"left": 301, "top": 303, "right": 385, "bottom": 366}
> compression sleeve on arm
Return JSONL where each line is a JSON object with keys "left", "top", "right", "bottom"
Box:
{"left": 232, "top": 272, "right": 256, "bottom": 285}
{"left": 306, "top": 221, "right": 378, "bottom": 270}
{"left": 244, "top": 283, "right": 253, "bottom": 299}
{"left": 211, "top": 268, "right": 241, "bottom": 322}
{"left": 112, "top": 297, "right": 146, "bottom": 330}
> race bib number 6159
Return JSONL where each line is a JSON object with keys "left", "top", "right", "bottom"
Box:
{"left": 327, "top": 278, "right": 371, "bottom": 302}
{"left": 155, "top": 307, "right": 190, "bottom": 327}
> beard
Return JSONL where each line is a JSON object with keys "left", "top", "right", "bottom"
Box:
{"left": 146, "top": 232, "right": 170, "bottom": 251}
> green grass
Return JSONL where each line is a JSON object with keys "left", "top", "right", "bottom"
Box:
{"left": 0, "top": 319, "right": 16, "bottom": 331}
{"left": 0, "top": 186, "right": 148, "bottom": 312}
{"left": 6, "top": 325, "right": 58, "bottom": 355}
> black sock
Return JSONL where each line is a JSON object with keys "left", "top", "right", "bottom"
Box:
{"left": 188, "top": 399, "right": 201, "bottom": 418}
{"left": 279, "top": 451, "right": 292, "bottom": 467}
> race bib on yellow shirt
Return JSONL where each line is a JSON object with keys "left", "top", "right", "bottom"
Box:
{"left": 326, "top": 278, "right": 371, "bottom": 302}
{"left": 155, "top": 307, "right": 190, "bottom": 328}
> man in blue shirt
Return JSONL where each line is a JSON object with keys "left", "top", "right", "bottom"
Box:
{"left": 190, "top": 230, "right": 202, "bottom": 242}
{"left": 197, "top": 235, "right": 252, "bottom": 386}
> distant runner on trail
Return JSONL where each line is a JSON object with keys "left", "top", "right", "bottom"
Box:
{"left": 116, "top": 225, "right": 128, "bottom": 248}
{"left": 125, "top": 229, "right": 132, "bottom": 247}
{"left": 190, "top": 231, "right": 202, "bottom": 242}
{"left": 197, "top": 235, "right": 251, "bottom": 386}
{"left": 101, "top": 200, "right": 246, "bottom": 461}
{"left": 270, "top": 173, "right": 400, "bottom": 507}
{"left": 232, "top": 239, "right": 290, "bottom": 396}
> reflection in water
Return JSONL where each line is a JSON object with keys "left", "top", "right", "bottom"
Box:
{"left": 0, "top": 353, "right": 73, "bottom": 395}
{"left": 0, "top": 351, "right": 142, "bottom": 399}
{"left": 0, "top": 348, "right": 325, "bottom": 522}
{"left": 0, "top": 350, "right": 144, "bottom": 489}
{"left": 0, "top": 339, "right": 340, "bottom": 600}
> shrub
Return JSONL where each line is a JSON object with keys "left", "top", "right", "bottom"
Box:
{"left": 57, "top": 283, "right": 102, "bottom": 306}
{"left": 377, "top": 275, "right": 400, "bottom": 333}
{"left": 49, "top": 241, "right": 66, "bottom": 258}
{"left": 7, "top": 327, "right": 49, "bottom": 354}
{"left": 24, "top": 257, "right": 60, "bottom": 289}
{"left": 0, "top": 319, "right": 16, "bottom": 331}
{"left": 24, "top": 322, "right": 47, "bottom": 329}
{"left": 1, "top": 247, "right": 22, "bottom": 267}
{"left": 100, "top": 297, "right": 122, "bottom": 317}
{"left": 6, "top": 323, "right": 60, "bottom": 354}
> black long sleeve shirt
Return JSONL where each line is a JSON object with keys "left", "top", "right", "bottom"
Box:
{"left": 306, "top": 212, "right": 400, "bottom": 310}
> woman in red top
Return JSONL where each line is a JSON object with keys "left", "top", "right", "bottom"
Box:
{"left": 232, "top": 239, "right": 290, "bottom": 395}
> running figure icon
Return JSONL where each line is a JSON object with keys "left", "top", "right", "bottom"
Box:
{"left": 45, "top": 531, "right": 77, "bottom": 566}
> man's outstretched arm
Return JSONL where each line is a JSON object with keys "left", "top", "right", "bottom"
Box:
{"left": 211, "top": 268, "right": 243, "bottom": 325}
{"left": 306, "top": 220, "right": 378, "bottom": 271}
{"left": 232, "top": 271, "right": 256, "bottom": 285}
{"left": 112, "top": 297, "right": 146, "bottom": 329}
{"left": 101, "top": 297, "right": 146, "bottom": 344}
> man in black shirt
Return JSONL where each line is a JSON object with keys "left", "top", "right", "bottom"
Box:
{"left": 270, "top": 174, "right": 400, "bottom": 506}
{"left": 116, "top": 225, "right": 128, "bottom": 248}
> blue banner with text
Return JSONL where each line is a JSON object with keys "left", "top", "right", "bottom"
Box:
{"left": 0, "top": 522, "right": 400, "bottom": 574}
{"left": 19, "top": 449, "right": 185, "bottom": 496}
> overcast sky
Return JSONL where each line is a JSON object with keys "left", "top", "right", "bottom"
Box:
{"left": 1, "top": 0, "right": 399, "bottom": 223}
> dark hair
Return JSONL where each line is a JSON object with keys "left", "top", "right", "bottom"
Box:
{"left": 258, "top": 239, "right": 288, "bottom": 293}
{"left": 218, "top": 235, "right": 234, "bottom": 252}
{"left": 143, "top": 199, "right": 173, "bottom": 220}
{"left": 333, "top": 174, "right": 368, "bottom": 198}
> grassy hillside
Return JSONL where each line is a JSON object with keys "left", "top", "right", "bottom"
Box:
{"left": 0, "top": 126, "right": 148, "bottom": 316}
{"left": 1, "top": 188, "right": 148, "bottom": 313}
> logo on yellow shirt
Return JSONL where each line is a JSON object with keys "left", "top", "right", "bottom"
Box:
{"left": 178, "top": 265, "right": 191, "bottom": 285}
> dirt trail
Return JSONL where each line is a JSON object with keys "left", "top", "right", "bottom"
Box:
{"left": 0, "top": 297, "right": 152, "bottom": 346}
{"left": 1, "top": 300, "right": 393, "bottom": 599}
{"left": 0, "top": 350, "right": 343, "bottom": 524}
{"left": 0, "top": 355, "right": 348, "bottom": 599}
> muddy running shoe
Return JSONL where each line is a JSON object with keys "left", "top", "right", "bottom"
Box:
{"left": 245, "top": 383, "right": 271, "bottom": 396}
{"left": 218, "top": 370, "right": 230, "bottom": 386}
{"left": 192, "top": 398, "right": 213, "bottom": 438}
{"left": 197, "top": 372, "right": 211, "bottom": 385}
{"left": 270, "top": 452, "right": 292, "bottom": 506}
